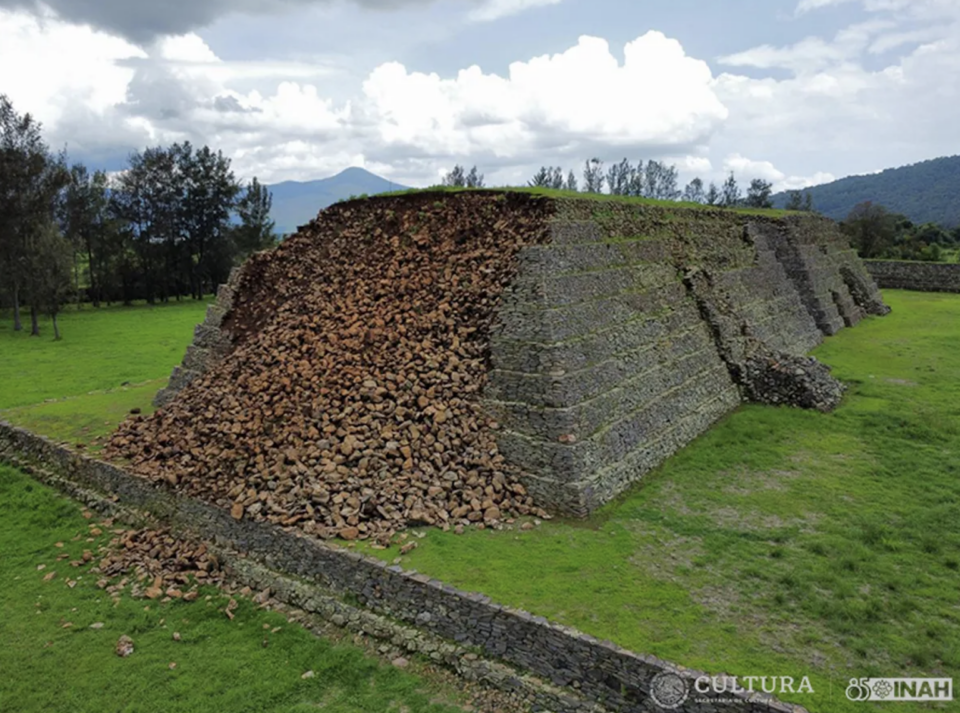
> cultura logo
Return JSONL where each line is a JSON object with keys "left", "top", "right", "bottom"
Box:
{"left": 846, "top": 678, "right": 953, "bottom": 702}
{"left": 693, "top": 676, "right": 814, "bottom": 696}
{"left": 649, "top": 672, "right": 689, "bottom": 709}
{"left": 649, "top": 672, "right": 815, "bottom": 709}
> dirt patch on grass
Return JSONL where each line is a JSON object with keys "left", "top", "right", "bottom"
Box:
{"left": 657, "top": 480, "right": 819, "bottom": 533}
{"left": 692, "top": 582, "right": 852, "bottom": 670}
{"left": 720, "top": 468, "right": 799, "bottom": 495}
{"left": 625, "top": 522, "right": 705, "bottom": 582}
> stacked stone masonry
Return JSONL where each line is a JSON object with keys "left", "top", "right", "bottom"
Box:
{"left": 153, "top": 266, "right": 242, "bottom": 408}
{"left": 484, "top": 201, "right": 887, "bottom": 515}
{"left": 0, "top": 421, "right": 808, "bottom": 713}
{"left": 156, "top": 194, "right": 887, "bottom": 518}
{"left": 865, "top": 259, "right": 960, "bottom": 293}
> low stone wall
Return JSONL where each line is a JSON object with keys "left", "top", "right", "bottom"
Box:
{"left": 0, "top": 420, "right": 805, "bottom": 713}
{"left": 864, "top": 260, "right": 960, "bottom": 293}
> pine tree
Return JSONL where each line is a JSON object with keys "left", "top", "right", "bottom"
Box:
{"left": 549, "top": 166, "right": 564, "bottom": 190}
{"left": 745, "top": 179, "right": 774, "bottom": 209}
{"left": 232, "top": 177, "right": 277, "bottom": 259}
{"left": 441, "top": 165, "right": 466, "bottom": 187}
{"left": 720, "top": 172, "right": 741, "bottom": 207}
{"left": 528, "top": 167, "right": 552, "bottom": 187}
{"left": 465, "top": 166, "right": 485, "bottom": 188}
{"left": 682, "top": 178, "right": 706, "bottom": 204}
{"left": 583, "top": 158, "right": 605, "bottom": 194}
{"left": 705, "top": 182, "right": 720, "bottom": 206}
{"left": 29, "top": 220, "right": 74, "bottom": 340}
{"left": 785, "top": 190, "right": 804, "bottom": 211}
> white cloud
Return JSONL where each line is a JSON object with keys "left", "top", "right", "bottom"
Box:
{"left": 0, "top": 0, "right": 448, "bottom": 45}
{"left": 4, "top": 0, "right": 958, "bottom": 196}
{"left": 364, "top": 32, "right": 728, "bottom": 158}
{"left": 868, "top": 26, "right": 944, "bottom": 54}
{"left": 722, "top": 154, "right": 835, "bottom": 192}
{"left": 669, "top": 156, "right": 713, "bottom": 175}
{"left": 778, "top": 172, "right": 837, "bottom": 191}
{"left": 468, "top": 0, "right": 562, "bottom": 22}
{"left": 0, "top": 9, "right": 731, "bottom": 185}
{"left": 157, "top": 34, "right": 221, "bottom": 63}
{"left": 0, "top": 7, "right": 145, "bottom": 128}
{"left": 795, "top": 0, "right": 858, "bottom": 15}
{"left": 799, "top": 0, "right": 960, "bottom": 21}
{"left": 718, "top": 20, "right": 894, "bottom": 73}
{"left": 723, "top": 154, "right": 785, "bottom": 182}
{"left": 709, "top": 0, "right": 960, "bottom": 184}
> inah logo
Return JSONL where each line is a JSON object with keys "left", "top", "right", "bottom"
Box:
{"left": 845, "top": 678, "right": 953, "bottom": 702}
{"left": 649, "top": 671, "right": 689, "bottom": 709}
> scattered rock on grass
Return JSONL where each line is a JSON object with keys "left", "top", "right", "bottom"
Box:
{"left": 116, "top": 635, "right": 134, "bottom": 657}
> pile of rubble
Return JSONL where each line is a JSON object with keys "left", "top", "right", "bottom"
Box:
{"left": 106, "top": 192, "right": 553, "bottom": 543}
{"left": 93, "top": 527, "right": 225, "bottom": 599}
{"left": 741, "top": 352, "right": 845, "bottom": 413}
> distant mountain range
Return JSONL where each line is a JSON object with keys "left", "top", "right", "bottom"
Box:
{"left": 267, "top": 167, "right": 408, "bottom": 235}
{"left": 773, "top": 155, "right": 960, "bottom": 227}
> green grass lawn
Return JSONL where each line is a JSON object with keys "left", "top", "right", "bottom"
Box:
{"left": 1, "top": 302, "right": 489, "bottom": 711}
{"left": 356, "top": 290, "right": 960, "bottom": 712}
{"left": 3, "top": 292, "right": 959, "bottom": 712}
{"left": 0, "top": 465, "right": 470, "bottom": 713}
{"left": 0, "top": 300, "right": 209, "bottom": 446}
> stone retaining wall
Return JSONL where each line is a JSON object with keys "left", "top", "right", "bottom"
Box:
{"left": 864, "top": 260, "right": 960, "bottom": 292}
{"left": 0, "top": 420, "right": 806, "bottom": 713}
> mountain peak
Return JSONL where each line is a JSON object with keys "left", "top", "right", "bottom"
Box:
{"left": 332, "top": 166, "right": 378, "bottom": 178}
{"left": 267, "top": 168, "right": 408, "bottom": 235}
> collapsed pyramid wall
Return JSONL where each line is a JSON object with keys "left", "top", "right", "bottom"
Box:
{"left": 143, "top": 192, "right": 887, "bottom": 527}
{"left": 112, "top": 192, "right": 557, "bottom": 542}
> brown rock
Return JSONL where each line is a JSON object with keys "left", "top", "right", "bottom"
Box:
{"left": 339, "top": 527, "right": 360, "bottom": 541}
{"left": 116, "top": 635, "right": 135, "bottom": 657}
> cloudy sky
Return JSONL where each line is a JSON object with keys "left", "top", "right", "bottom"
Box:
{"left": 1, "top": 0, "right": 957, "bottom": 190}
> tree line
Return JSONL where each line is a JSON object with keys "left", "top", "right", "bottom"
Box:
{"left": 0, "top": 95, "right": 276, "bottom": 339}
{"left": 442, "top": 157, "right": 816, "bottom": 211}
{"left": 841, "top": 201, "right": 960, "bottom": 262}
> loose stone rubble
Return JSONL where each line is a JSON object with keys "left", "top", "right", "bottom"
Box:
{"left": 106, "top": 193, "right": 553, "bottom": 542}
{"left": 741, "top": 352, "right": 845, "bottom": 412}
{"left": 93, "top": 526, "right": 225, "bottom": 599}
